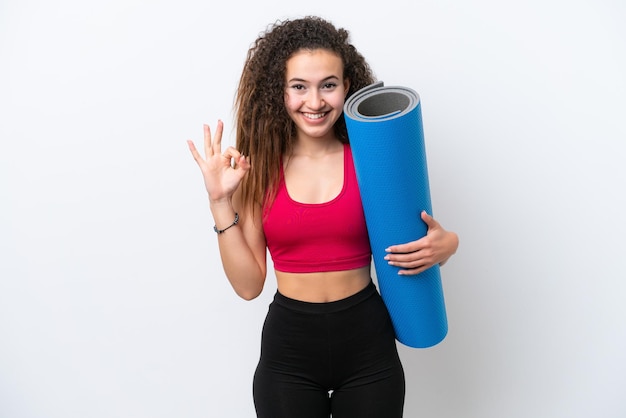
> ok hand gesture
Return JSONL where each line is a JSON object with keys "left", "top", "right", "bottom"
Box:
{"left": 187, "top": 120, "right": 251, "bottom": 204}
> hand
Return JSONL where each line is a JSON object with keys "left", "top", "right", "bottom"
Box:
{"left": 384, "top": 211, "right": 459, "bottom": 276}
{"left": 187, "top": 120, "right": 251, "bottom": 204}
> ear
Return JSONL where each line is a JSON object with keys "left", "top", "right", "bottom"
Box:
{"left": 343, "top": 78, "right": 351, "bottom": 96}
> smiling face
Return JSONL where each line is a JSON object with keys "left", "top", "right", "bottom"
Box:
{"left": 284, "top": 49, "right": 350, "bottom": 142}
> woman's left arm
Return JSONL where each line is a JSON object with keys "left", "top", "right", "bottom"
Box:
{"left": 384, "top": 211, "right": 459, "bottom": 276}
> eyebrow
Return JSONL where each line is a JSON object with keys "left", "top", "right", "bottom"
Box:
{"left": 287, "top": 75, "right": 340, "bottom": 84}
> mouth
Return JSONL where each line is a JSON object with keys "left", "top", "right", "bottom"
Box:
{"left": 302, "top": 112, "right": 328, "bottom": 120}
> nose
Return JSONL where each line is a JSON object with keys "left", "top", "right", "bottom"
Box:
{"left": 305, "top": 89, "right": 325, "bottom": 110}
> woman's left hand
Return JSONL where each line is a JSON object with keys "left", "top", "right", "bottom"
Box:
{"left": 384, "top": 211, "right": 459, "bottom": 276}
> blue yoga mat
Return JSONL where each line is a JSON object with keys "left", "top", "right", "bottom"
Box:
{"left": 344, "top": 82, "right": 447, "bottom": 348}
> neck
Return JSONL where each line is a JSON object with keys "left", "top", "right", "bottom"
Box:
{"left": 291, "top": 137, "right": 342, "bottom": 158}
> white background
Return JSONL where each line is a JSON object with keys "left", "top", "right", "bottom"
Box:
{"left": 1, "top": 0, "right": 625, "bottom": 417}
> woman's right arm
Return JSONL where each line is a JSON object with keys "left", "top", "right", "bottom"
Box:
{"left": 187, "top": 121, "right": 267, "bottom": 300}
{"left": 209, "top": 194, "right": 267, "bottom": 300}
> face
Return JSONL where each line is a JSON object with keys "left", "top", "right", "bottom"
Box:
{"left": 284, "top": 49, "right": 350, "bottom": 141}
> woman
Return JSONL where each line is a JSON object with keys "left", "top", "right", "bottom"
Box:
{"left": 188, "top": 16, "right": 458, "bottom": 418}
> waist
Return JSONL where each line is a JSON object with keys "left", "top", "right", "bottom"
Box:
{"left": 273, "top": 278, "right": 377, "bottom": 313}
{"left": 275, "top": 266, "right": 372, "bottom": 303}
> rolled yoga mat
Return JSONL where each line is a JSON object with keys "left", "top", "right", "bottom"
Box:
{"left": 344, "top": 82, "right": 447, "bottom": 348}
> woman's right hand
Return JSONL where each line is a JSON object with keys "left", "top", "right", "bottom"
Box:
{"left": 187, "top": 120, "right": 251, "bottom": 204}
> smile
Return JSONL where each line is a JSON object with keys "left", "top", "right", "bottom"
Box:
{"left": 302, "top": 112, "right": 327, "bottom": 120}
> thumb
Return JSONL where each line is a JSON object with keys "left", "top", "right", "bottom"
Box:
{"left": 421, "top": 210, "right": 440, "bottom": 229}
{"left": 236, "top": 155, "right": 252, "bottom": 172}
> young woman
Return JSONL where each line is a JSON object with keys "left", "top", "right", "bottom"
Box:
{"left": 187, "top": 16, "right": 458, "bottom": 418}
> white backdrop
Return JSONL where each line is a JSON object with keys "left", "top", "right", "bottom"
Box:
{"left": 1, "top": 0, "right": 625, "bottom": 417}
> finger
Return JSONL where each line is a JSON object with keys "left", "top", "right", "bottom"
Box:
{"left": 222, "top": 146, "right": 241, "bottom": 159}
{"left": 220, "top": 146, "right": 238, "bottom": 168}
{"left": 398, "top": 265, "right": 430, "bottom": 276}
{"left": 421, "top": 210, "right": 441, "bottom": 229}
{"left": 386, "top": 251, "right": 419, "bottom": 263}
{"left": 203, "top": 124, "right": 213, "bottom": 157}
{"left": 231, "top": 154, "right": 249, "bottom": 170}
{"left": 236, "top": 155, "right": 252, "bottom": 171}
{"left": 391, "top": 250, "right": 435, "bottom": 266}
{"left": 211, "top": 120, "right": 224, "bottom": 156}
{"left": 386, "top": 254, "right": 427, "bottom": 271}
{"left": 393, "top": 255, "right": 436, "bottom": 273}
{"left": 385, "top": 237, "right": 425, "bottom": 254}
{"left": 187, "top": 140, "right": 204, "bottom": 164}
{"left": 224, "top": 147, "right": 252, "bottom": 172}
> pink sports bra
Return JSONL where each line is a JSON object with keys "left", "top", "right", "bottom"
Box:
{"left": 262, "top": 143, "right": 371, "bottom": 273}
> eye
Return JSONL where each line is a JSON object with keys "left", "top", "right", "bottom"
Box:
{"left": 323, "top": 82, "right": 338, "bottom": 89}
{"left": 290, "top": 84, "right": 306, "bottom": 91}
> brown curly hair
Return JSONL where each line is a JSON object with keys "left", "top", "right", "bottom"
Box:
{"left": 234, "top": 16, "right": 376, "bottom": 211}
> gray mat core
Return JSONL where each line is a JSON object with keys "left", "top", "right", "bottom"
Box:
{"left": 356, "top": 92, "right": 410, "bottom": 117}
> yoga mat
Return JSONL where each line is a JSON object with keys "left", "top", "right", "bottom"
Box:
{"left": 344, "top": 82, "right": 447, "bottom": 348}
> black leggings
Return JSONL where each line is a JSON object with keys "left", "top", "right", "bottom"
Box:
{"left": 253, "top": 281, "right": 405, "bottom": 418}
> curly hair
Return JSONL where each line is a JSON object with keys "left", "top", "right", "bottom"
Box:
{"left": 234, "top": 16, "right": 376, "bottom": 211}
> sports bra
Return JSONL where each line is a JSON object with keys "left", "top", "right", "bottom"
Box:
{"left": 262, "top": 143, "right": 371, "bottom": 273}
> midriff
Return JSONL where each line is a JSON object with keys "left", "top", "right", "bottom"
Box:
{"left": 275, "top": 265, "right": 372, "bottom": 303}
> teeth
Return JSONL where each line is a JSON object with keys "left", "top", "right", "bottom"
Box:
{"left": 304, "top": 112, "right": 326, "bottom": 119}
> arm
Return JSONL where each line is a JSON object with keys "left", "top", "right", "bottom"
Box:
{"left": 209, "top": 194, "right": 267, "bottom": 300}
{"left": 384, "top": 211, "right": 459, "bottom": 276}
{"left": 187, "top": 121, "right": 267, "bottom": 300}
